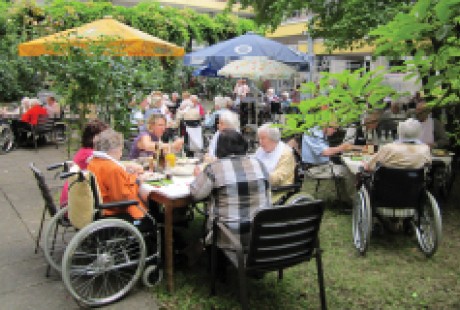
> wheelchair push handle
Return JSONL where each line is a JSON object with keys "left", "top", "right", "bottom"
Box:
{"left": 60, "top": 170, "right": 85, "bottom": 182}
{"left": 47, "top": 161, "right": 73, "bottom": 172}
{"left": 47, "top": 162, "right": 65, "bottom": 171}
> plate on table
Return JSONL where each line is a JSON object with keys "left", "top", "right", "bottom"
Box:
{"left": 432, "top": 149, "right": 448, "bottom": 156}
{"left": 171, "top": 165, "right": 195, "bottom": 176}
{"left": 176, "top": 158, "right": 200, "bottom": 165}
{"left": 142, "top": 171, "right": 165, "bottom": 181}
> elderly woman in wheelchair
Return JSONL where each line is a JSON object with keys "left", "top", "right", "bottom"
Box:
{"left": 43, "top": 128, "right": 162, "bottom": 307}
{"left": 354, "top": 118, "right": 441, "bottom": 257}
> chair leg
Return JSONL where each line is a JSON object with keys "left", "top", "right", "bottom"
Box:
{"left": 35, "top": 206, "right": 47, "bottom": 254}
{"left": 278, "top": 269, "right": 283, "bottom": 280}
{"left": 315, "top": 247, "right": 327, "bottom": 310}
{"left": 238, "top": 257, "right": 249, "bottom": 310}
{"left": 33, "top": 132, "right": 38, "bottom": 152}
{"left": 210, "top": 230, "right": 217, "bottom": 295}
{"left": 315, "top": 180, "right": 321, "bottom": 194}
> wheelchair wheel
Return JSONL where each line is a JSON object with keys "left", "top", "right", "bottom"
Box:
{"left": 414, "top": 191, "right": 442, "bottom": 257}
{"left": 43, "top": 207, "right": 75, "bottom": 274}
{"left": 284, "top": 193, "right": 315, "bottom": 205}
{"left": 0, "top": 125, "right": 14, "bottom": 154}
{"left": 62, "top": 219, "right": 147, "bottom": 307}
{"left": 352, "top": 187, "right": 372, "bottom": 255}
{"left": 142, "top": 263, "right": 163, "bottom": 288}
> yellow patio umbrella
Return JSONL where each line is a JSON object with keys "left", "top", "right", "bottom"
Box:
{"left": 18, "top": 16, "right": 185, "bottom": 57}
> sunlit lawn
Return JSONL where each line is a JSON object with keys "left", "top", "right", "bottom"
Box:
{"left": 151, "top": 180, "right": 460, "bottom": 309}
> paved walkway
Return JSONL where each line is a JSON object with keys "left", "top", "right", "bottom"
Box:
{"left": 0, "top": 145, "right": 158, "bottom": 309}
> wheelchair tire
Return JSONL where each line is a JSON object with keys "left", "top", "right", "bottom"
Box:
{"left": 43, "top": 207, "right": 75, "bottom": 274}
{"left": 142, "top": 263, "right": 163, "bottom": 288}
{"left": 352, "top": 187, "right": 372, "bottom": 255}
{"left": 284, "top": 193, "right": 315, "bottom": 205}
{"left": 62, "top": 219, "right": 146, "bottom": 307}
{"left": 415, "top": 191, "right": 442, "bottom": 258}
{"left": 0, "top": 125, "right": 14, "bottom": 154}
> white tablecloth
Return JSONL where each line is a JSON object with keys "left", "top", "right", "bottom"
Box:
{"left": 139, "top": 175, "right": 194, "bottom": 201}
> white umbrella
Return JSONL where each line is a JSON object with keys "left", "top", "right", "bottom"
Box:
{"left": 217, "top": 57, "right": 296, "bottom": 80}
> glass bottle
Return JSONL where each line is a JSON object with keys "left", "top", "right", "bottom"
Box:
{"left": 158, "top": 148, "right": 166, "bottom": 172}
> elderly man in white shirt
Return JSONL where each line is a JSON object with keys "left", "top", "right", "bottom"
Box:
{"left": 255, "top": 124, "right": 295, "bottom": 187}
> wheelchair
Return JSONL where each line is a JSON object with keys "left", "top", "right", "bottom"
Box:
{"left": 353, "top": 164, "right": 442, "bottom": 257}
{"left": 43, "top": 168, "right": 162, "bottom": 307}
{"left": 0, "top": 120, "right": 14, "bottom": 154}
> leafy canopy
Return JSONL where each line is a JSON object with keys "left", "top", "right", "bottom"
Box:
{"left": 370, "top": 0, "right": 460, "bottom": 108}
{"left": 230, "top": 0, "right": 412, "bottom": 50}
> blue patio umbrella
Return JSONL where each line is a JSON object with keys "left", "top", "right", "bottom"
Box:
{"left": 184, "top": 32, "right": 308, "bottom": 73}
{"left": 192, "top": 65, "right": 219, "bottom": 77}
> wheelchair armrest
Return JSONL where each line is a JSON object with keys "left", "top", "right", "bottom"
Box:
{"left": 272, "top": 183, "right": 302, "bottom": 193}
{"left": 99, "top": 200, "right": 139, "bottom": 209}
{"left": 358, "top": 166, "right": 372, "bottom": 179}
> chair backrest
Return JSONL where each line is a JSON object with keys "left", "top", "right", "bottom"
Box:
{"left": 371, "top": 165, "right": 425, "bottom": 209}
{"left": 183, "top": 120, "right": 204, "bottom": 153}
{"left": 30, "top": 163, "right": 58, "bottom": 217}
{"left": 35, "top": 114, "right": 54, "bottom": 133}
{"left": 246, "top": 199, "right": 324, "bottom": 272}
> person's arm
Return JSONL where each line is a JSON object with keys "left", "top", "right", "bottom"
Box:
{"left": 190, "top": 166, "right": 214, "bottom": 201}
{"left": 171, "top": 137, "right": 184, "bottom": 153}
{"left": 270, "top": 150, "right": 295, "bottom": 186}
{"left": 137, "top": 134, "right": 160, "bottom": 153}
{"left": 322, "top": 143, "right": 351, "bottom": 156}
{"left": 364, "top": 145, "right": 389, "bottom": 171}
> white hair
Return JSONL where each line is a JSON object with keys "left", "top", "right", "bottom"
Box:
{"left": 258, "top": 123, "right": 281, "bottom": 142}
{"left": 29, "top": 98, "right": 41, "bottom": 106}
{"left": 224, "top": 97, "right": 233, "bottom": 108}
{"left": 93, "top": 128, "right": 123, "bottom": 153}
{"left": 219, "top": 110, "right": 240, "bottom": 131}
{"left": 214, "top": 96, "right": 224, "bottom": 109}
{"left": 21, "top": 97, "right": 30, "bottom": 105}
{"left": 398, "top": 118, "right": 422, "bottom": 141}
{"left": 190, "top": 95, "right": 199, "bottom": 101}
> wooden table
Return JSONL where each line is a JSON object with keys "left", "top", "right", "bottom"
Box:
{"left": 139, "top": 176, "right": 194, "bottom": 293}
{"left": 148, "top": 191, "right": 191, "bottom": 293}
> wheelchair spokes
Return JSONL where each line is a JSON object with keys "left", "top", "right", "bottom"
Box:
{"left": 415, "top": 192, "right": 442, "bottom": 257}
{"left": 352, "top": 189, "right": 371, "bottom": 255}
{"left": 62, "top": 219, "right": 147, "bottom": 307}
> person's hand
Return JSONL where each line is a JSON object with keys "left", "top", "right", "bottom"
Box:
{"left": 341, "top": 143, "right": 353, "bottom": 152}
{"left": 125, "top": 162, "right": 144, "bottom": 176}
{"left": 173, "top": 138, "right": 184, "bottom": 152}
{"left": 193, "top": 165, "right": 201, "bottom": 177}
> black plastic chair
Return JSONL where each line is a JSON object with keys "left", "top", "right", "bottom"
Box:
{"left": 180, "top": 119, "right": 204, "bottom": 157}
{"left": 30, "top": 162, "right": 73, "bottom": 276}
{"left": 19, "top": 115, "right": 57, "bottom": 151}
{"left": 211, "top": 196, "right": 326, "bottom": 310}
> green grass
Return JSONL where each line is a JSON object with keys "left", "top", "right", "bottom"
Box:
{"left": 151, "top": 198, "right": 460, "bottom": 309}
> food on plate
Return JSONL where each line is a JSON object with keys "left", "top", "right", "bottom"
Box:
{"left": 170, "top": 164, "right": 195, "bottom": 176}
{"left": 176, "top": 157, "right": 200, "bottom": 165}
{"left": 140, "top": 171, "right": 165, "bottom": 181}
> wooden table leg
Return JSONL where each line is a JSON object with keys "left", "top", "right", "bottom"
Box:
{"left": 164, "top": 204, "right": 174, "bottom": 293}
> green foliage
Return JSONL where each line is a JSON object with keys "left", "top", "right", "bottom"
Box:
{"left": 0, "top": 0, "right": 260, "bottom": 105}
{"left": 282, "top": 67, "right": 395, "bottom": 136}
{"left": 231, "top": 0, "right": 412, "bottom": 50}
{"left": 370, "top": 0, "right": 460, "bottom": 108}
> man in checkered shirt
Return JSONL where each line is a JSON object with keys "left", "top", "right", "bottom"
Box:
{"left": 190, "top": 129, "right": 272, "bottom": 249}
